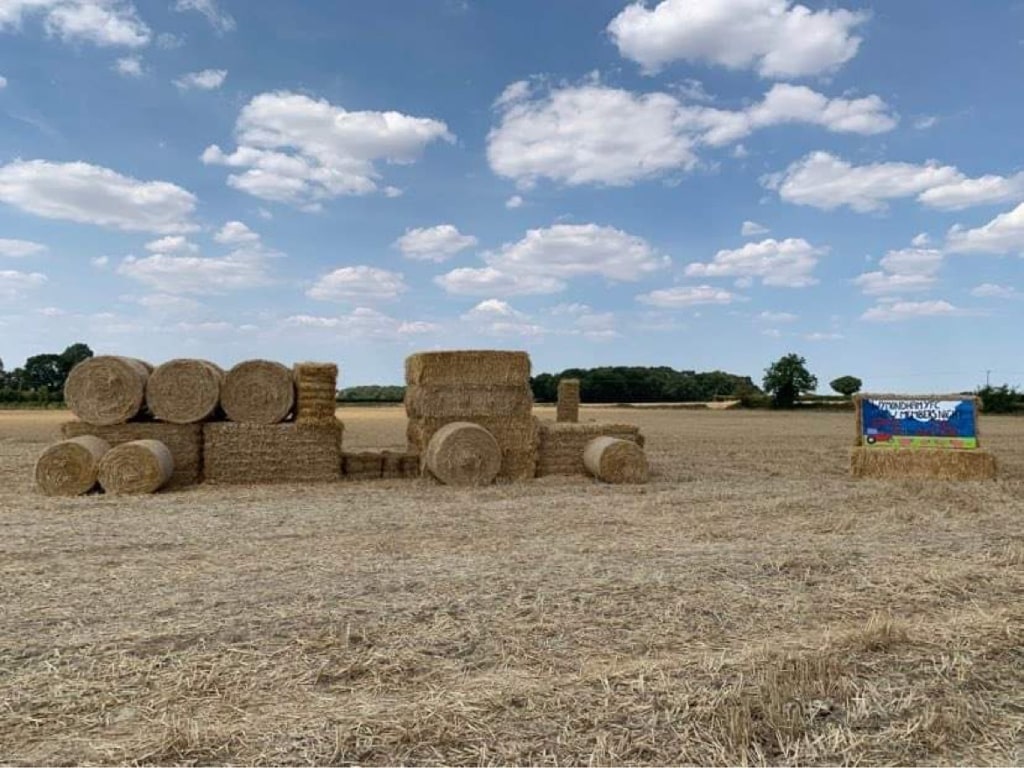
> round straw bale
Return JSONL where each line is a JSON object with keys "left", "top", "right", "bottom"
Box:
{"left": 146, "top": 359, "right": 223, "bottom": 424}
{"left": 424, "top": 421, "right": 501, "bottom": 486}
{"left": 97, "top": 439, "right": 174, "bottom": 495}
{"left": 64, "top": 356, "right": 150, "bottom": 426}
{"left": 221, "top": 360, "right": 295, "bottom": 424}
{"left": 34, "top": 435, "right": 111, "bottom": 496}
{"left": 583, "top": 436, "right": 649, "bottom": 484}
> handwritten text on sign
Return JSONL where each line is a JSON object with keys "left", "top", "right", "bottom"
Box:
{"left": 860, "top": 397, "right": 978, "bottom": 449}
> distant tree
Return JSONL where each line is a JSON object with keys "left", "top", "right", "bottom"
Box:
{"left": 830, "top": 375, "right": 863, "bottom": 397}
{"left": 59, "top": 343, "right": 93, "bottom": 376}
{"left": 22, "top": 353, "right": 65, "bottom": 394}
{"left": 977, "top": 384, "right": 1020, "bottom": 414}
{"left": 763, "top": 353, "right": 818, "bottom": 408}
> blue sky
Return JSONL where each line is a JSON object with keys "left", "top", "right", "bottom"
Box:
{"left": 1, "top": 0, "right": 1023, "bottom": 389}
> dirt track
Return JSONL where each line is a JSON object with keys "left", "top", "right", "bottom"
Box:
{"left": 1, "top": 407, "right": 1022, "bottom": 765}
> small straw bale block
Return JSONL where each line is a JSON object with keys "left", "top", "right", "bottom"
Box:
{"left": 381, "top": 451, "right": 421, "bottom": 479}
{"left": 342, "top": 451, "right": 385, "bottom": 480}
{"left": 583, "top": 436, "right": 649, "bottom": 484}
{"left": 204, "top": 421, "right": 342, "bottom": 484}
{"left": 424, "top": 421, "right": 502, "bottom": 486}
{"left": 405, "top": 350, "right": 530, "bottom": 386}
{"left": 556, "top": 378, "right": 581, "bottom": 423}
{"left": 851, "top": 447, "right": 997, "bottom": 480}
{"left": 537, "top": 421, "right": 645, "bottom": 476}
{"left": 98, "top": 439, "right": 174, "bottom": 495}
{"left": 34, "top": 436, "right": 111, "bottom": 496}
{"left": 64, "top": 356, "right": 151, "bottom": 426}
{"left": 61, "top": 421, "right": 202, "bottom": 489}
{"left": 407, "top": 415, "right": 539, "bottom": 480}
{"left": 404, "top": 384, "right": 534, "bottom": 419}
{"left": 145, "top": 358, "right": 223, "bottom": 424}
{"left": 294, "top": 362, "right": 339, "bottom": 426}
{"left": 221, "top": 359, "right": 295, "bottom": 424}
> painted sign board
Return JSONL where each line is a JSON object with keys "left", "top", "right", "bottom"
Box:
{"left": 856, "top": 395, "right": 979, "bottom": 450}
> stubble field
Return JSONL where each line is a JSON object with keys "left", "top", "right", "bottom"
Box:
{"left": 1, "top": 406, "right": 1022, "bottom": 765}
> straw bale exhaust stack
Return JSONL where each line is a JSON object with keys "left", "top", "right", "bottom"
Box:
{"left": 850, "top": 448, "right": 997, "bottom": 480}
{"left": 294, "top": 362, "right": 339, "bottom": 426}
{"left": 203, "top": 421, "right": 342, "bottom": 484}
{"left": 221, "top": 360, "right": 295, "bottom": 424}
{"left": 145, "top": 359, "right": 223, "bottom": 424}
{"left": 537, "top": 421, "right": 645, "bottom": 477}
{"left": 97, "top": 439, "right": 174, "bottom": 495}
{"left": 64, "top": 356, "right": 151, "bottom": 426}
{"left": 556, "top": 378, "right": 581, "bottom": 423}
{"left": 34, "top": 436, "right": 111, "bottom": 496}
{"left": 343, "top": 451, "right": 385, "bottom": 480}
{"left": 61, "top": 421, "right": 202, "bottom": 489}
{"left": 583, "top": 436, "right": 649, "bottom": 484}
{"left": 424, "top": 421, "right": 502, "bottom": 486}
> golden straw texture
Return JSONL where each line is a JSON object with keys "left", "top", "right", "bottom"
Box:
{"left": 64, "top": 356, "right": 150, "bottom": 426}
{"left": 203, "top": 421, "right": 342, "bottom": 484}
{"left": 97, "top": 439, "right": 174, "bottom": 495}
{"left": 424, "top": 421, "right": 502, "bottom": 486}
{"left": 556, "top": 378, "right": 581, "bottom": 423}
{"left": 145, "top": 359, "right": 223, "bottom": 424}
{"left": 407, "top": 415, "right": 539, "bottom": 481}
{"left": 405, "top": 350, "right": 531, "bottom": 387}
{"left": 61, "top": 421, "right": 202, "bottom": 489}
{"left": 342, "top": 451, "right": 385, "bottom": 481}
{"left": 294, "top": 362, "right": 339, "bottom": 426}
{"left": 850, "top": 447, "right": 997, "bottom": 480}
{"left": 34, "top": 436, "right": 111, "bottom": 497}
{"left": 537, "top": 421, "right": 645, "bottom": 476}
{"left": 221, "top": 360, "right": 295, "bottom": 425}
{"left": 583, "top": 436, "right": 650, "bottom": 484}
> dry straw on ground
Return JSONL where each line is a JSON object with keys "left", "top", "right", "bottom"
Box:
{"left": 405, "top": 350, "right": 531, "bottom": 386}
{"left": 583, "top": 435, "right": 649, "bottom": 484}
{"left": 145, "top": 359, "right": 223, "bottom": 424}
{"left": 97, "top": 439, "right": 174, "bottom": 495}
{"left": 537, "top": 421, "right": 644, "bottom": 476}
{"left": 294, "top": 363, "right": 338, "bottom": 427}
{"left": 204, "top": 422, "right": 342, "bottom": 484}
{"left": 33, "top": 435, "right": 110, "bottom": 496}
{"left": 557, "top": 378, "right": 581, "bottom": 423}
{"left": 64, "top": 356, "right": 150, "bottom": 426}
{"left": 424, "top": 421, "right": 502, "bottom": 486}
{"left": 342, "top": 451, "right": 385, "bottom": 481}
{"left": 61, "top": 421, "right": 202, "bottom": 489}
{"left": 221, "top": 360, "right": 295, "bottom": 425}
{"left": 851, "top": 447, "right": 997, "bottom": 480}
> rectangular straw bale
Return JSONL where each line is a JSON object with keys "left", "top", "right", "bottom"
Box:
{"left": 407, "top": 415, "right": 539, "bottom": 480}
{"left": 382, "top": 450, "right": 421, "bottom": 479}
{"left": 404, "top": 384, "right": 534, "bottom": 419}
{"left": 850, "top": 447, "right": 996, "bottom": 480}
{"left": 537, "top": 421, "right": 645, "bottom": 476}
{"left": 204, "top": 421, "right": 342, "bottom": 484}
{"left": 61, "top": 420, "right": 201, "bottom": 489}
{"left": 343, "top": 451, "right": 385, "bottom": 480}
{"left": 556, "top": 378, "right": 581, "bottom": 423}
{"left": 405, "top": 351, "right": 531, "bottom": 386}
{"left": 294, "top": 362, "right": 339, "bottom": 426}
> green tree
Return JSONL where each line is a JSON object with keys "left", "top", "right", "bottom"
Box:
{"left": 977, "top": 384, "right": 1020, "bottom": 414}
{"left": 22, "top": 353, "right": 65, "bottom": 394}
{"left": 59, "top": 343, "right": 93, "bottom": 377}
{"left": 830, "top": 375, "right": 863, "bottom": 397}
{"left": 763, "top": 353, "right": 818, "bottom": 408}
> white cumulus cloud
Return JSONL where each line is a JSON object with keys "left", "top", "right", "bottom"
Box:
{"left": 0, "top": 0, "right": 152, "bottom": 47}
{"left": 0, "top": 159, "right": 196, "bottom": 233}
{"left": 285, "top": 308, "right": 438, "bottom": 339}
{"left": 0, "top": 269, "right": 46, "bottom": 298}
{"left": 307, "top": 266, "right": 407, "bottom": 302}
{"left": 853, "top": 247, "right": 943, "bottom": 295}
{"left": 114, "top": 55, "right": 143, "bottom": 77}
{"left": 505, "top": 194, "right": 524, "bottom": 209}
{"left": 862, "top": 300, "right": 964, "bottom": 322}
{"left": 144, "top": 235, "right": 198, "bottom": 253}
{"left": 202, "top": 90, "right": 453, "bottom": 208}
{"left": 435, "top": 266, "right": 565, "bottom": 296}
{"left": 0, "top": 75, "right": 6, "bottom": 89}
{"left": 394, "top": 224, "right": 477, "bottom": 262}
{"left": 685, "top": 237, "right": 824, "bottom": 287}
{"left": 741, "top": 220, "right": 769, "bottom": 237}
{"left": 174, "top": 68, "right": 227, "bottom": 90}
{"left": 637, "top": 285, "right": 740, "bottom": 307}
{"left": 946, "top": 202, "right": 1024, "bottom": 254}
{"left": 214, "top": 220, "right": 260, "bottom": 245}
{"left": 118, "top": 250, "right": 273, "bottom": 294}
{"left": 0, "top": 238, "right": 46, "bottom": 257}
{"left": 607, "top": 0, "right": 867, "bottom": 78}
{"left": 173, "top": 0, "right": 234, "bottom": 33}
{"left": 971, "top": 283, "right": 1018, "bottom": 299}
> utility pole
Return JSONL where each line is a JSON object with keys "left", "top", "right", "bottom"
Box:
{"left": 986, "top": 369, "right": 991, "bottom": 387}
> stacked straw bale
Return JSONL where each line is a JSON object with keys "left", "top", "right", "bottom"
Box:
{"left": 381, "top": 450, "right": 421, "bottom": 480}
{"left": 583, "top": 436, "right": 649, "bottom": 484}
{"left": 61, "top": 421, "right": 202, "bottom": 489}
{"left": 556, "top": 378, "right": 581, "bottom": 423}
{"left": 98, "top": 439, "right": 174, "bottom": 495}
{"left": 404, "top": 351, "right": 538, "bottom": 481}
{"left": 146, "top": 359, "right": 223, "bottom": 424}
{"left": 34, "top": 436, "right": 110, "bottom": 496}
{"left": 537, "top": 421, "right": 645, "bottom": 477}
{"left": 203, "top": 421, "right": 342, "bottom": 484}
{"left": 423, "top": 421, "right": 502, "bottom": 486}
{"left": 65, "top": 356, "right": 151, "bottom": 425}
{"left": 850, "top": 448, "right": 997, "bottom": 480}
{"left": 221, "top": 360, "right": 295, "bottom": 424}
{"left": 294, "top": 362, "right": 339, "bottom": 426}
{"left": 342, "top": 451, "right": 385, "bottom": 481}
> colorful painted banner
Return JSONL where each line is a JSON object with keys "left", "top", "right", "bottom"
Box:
{"left": 860, "top": 397, "right": 978, "bottom": 450}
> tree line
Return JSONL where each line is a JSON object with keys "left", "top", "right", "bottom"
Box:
{"left": 0, "top": 343, "right": 94, "bottom": 405}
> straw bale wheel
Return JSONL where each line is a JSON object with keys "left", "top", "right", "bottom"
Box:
{"left": 97, "top": 439, "right": 174, "bottom": 494}
{"left": 34, "top": 436, "right": 111, "bottom": 496}
{"left": 583, "top": 436, "right": 649, "bottom": 484}
{"left": 424, "top": 421, "right": 502, "bottom": 486}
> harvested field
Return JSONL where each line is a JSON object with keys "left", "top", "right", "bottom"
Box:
{"left": 1, "top": 406, "right": 1023, "bottom": 765}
